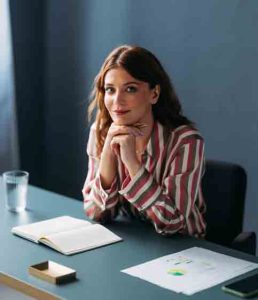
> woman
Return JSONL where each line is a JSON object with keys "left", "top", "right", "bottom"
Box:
{"left": 83, "top": 45, "right": 206, "bottom": 237}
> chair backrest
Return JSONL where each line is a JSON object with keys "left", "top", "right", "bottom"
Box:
{"left": 202, "top": 160, "right": 247, "bottom": 246}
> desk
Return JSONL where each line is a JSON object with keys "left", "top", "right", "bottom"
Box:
{"left": 0, "top": 182, "right": 258, "bottom": 300}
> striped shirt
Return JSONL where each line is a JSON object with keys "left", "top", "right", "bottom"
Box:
{"left": 83, "top": 121, "right": 206, "bottom": 237}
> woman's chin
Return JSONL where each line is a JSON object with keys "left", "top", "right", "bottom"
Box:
{"left": 112, "top": 118, "right": 133, "bottom": 126}
{"left": 113, "top": 121, "right": 132, "bottom": 126}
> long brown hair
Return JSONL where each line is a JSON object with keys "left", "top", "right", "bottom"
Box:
{"left": 88, "top": 45, "right": 194, "bottom": 156}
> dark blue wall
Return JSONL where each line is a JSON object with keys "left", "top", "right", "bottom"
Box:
{"left": 12, "top": 1, "right": 258, "bottom": 239}
{"left": 44, "top": 1, "right": 90, "bottom": 198}
{"left": 10, "top": 0, "right": 46, "bottom": 187}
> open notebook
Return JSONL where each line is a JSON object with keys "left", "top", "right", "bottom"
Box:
{"left": 11, "top": 216, "right": 122, "bottom": 255}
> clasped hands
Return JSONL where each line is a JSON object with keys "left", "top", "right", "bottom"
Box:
{"left": 104, "top": 123, "right": 146, "bottom": 177}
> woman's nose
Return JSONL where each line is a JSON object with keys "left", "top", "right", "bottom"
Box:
{"left": 113, "top": 91, "right": 124, "bottom": 105}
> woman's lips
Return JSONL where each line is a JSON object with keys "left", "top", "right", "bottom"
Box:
{"left": 113, "top": 110, "right": 130, "bottom": 115}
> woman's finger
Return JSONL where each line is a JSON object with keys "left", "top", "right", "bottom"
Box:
{"left": 110, "top": 140, "right": 118, "bottom": 155}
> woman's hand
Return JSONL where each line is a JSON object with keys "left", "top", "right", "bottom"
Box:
{"left": 99, "top": 123, "right": 143, "bottom": 188}
{"left": 103, "top": 123, "right": 142, "bottom": 154}
{"left": 108, "top": 123, "right": 145, "bottom": 177}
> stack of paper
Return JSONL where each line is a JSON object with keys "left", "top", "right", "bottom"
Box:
{"left": 121, "top": 247, "right": 258, "bottom": 295}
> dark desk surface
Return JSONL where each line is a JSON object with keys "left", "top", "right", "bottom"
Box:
{"left": 0, "top": 181, "right": 258, "bottom": 300}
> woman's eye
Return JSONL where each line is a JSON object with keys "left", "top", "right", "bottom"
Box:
{"left": 105, "top": 87, "right": 114, "bottom": 94}
{"left": 126, "top": 86, "right": 137, "bottom": 93}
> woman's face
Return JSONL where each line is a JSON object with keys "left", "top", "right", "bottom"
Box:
{"left": 104, "top": 67, "right": 158, "bottom": 126}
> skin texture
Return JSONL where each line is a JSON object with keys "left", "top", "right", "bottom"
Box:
{"left": 99, "top": 67, "right": 160, "bottom": 186}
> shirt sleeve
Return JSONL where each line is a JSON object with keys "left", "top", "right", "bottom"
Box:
{"left": 119, "top": 136, "right": 205, "bottom": 235}
{"left": 82, "top": 125, "right": 120, "bottom": 222}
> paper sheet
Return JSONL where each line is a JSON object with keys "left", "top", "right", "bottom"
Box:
{"left": 121, "top": 247, "right": 258, "bottom": 295}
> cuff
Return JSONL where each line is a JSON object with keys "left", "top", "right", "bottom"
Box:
{"left": 93, "top": 172, "right": 118, "bottom": 210}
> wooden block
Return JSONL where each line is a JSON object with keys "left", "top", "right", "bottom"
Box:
{"left": 29, "top": 261, "right": 76, "bottom": 284}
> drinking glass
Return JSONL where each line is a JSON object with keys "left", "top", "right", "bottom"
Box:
{"left": 2, "top": 170, "right": 29, "bottom": 212}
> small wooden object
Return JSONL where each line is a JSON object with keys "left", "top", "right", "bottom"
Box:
{"left": 29, "top": 261, "right": 76, "bottom": 284}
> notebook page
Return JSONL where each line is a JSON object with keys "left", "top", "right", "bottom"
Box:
{"left": 42, "top": 224, "right": 122, "bottom": 255}
{"left": 12, "top": 216, "right": 91, "bottom": 242}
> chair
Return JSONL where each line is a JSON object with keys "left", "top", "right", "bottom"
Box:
{"left": 202, "top": 160, "right": 256, "bottom": 255}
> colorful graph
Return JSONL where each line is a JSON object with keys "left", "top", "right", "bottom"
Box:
{"left": 167, "top": 268, "right": 186, "bottom": 276}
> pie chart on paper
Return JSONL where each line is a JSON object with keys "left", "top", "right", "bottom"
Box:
{"left": 167, "top": 269, "right": 186, "bottom": 276}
